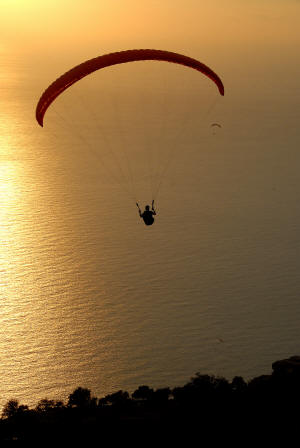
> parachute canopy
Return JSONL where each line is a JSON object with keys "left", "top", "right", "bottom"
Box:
{"left": 36, "top": 49, "right": 224, "bottom": 127}
{"left": 211, "top": 123, "right": 222, "bottom": 128}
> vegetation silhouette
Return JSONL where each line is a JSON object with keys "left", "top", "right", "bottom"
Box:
{"left": 1, "top": 356, "right": 299, "bottom": 441}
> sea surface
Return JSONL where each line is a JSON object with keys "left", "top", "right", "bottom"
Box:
{"left": 1, "top": 54, "right": 300, "bottom": 410}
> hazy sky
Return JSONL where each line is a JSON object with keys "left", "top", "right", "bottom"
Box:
{"left": 2, "top": 1, "right": 300, "bottom": 54}
{"left": 1, "top": 0, "right": 300, "bottom": 146}
{"left": 1, "top": 1, "right": 299, "bottom": 83}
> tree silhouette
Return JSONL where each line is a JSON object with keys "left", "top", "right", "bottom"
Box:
{"left": 67, "top": 387, "right": 96, "bottom": 409}
{"left": 2, "top": 400, "right": 28, "bottom": 419}
{"left": 99, "top": 390, "right": 130, "bottom": 406}
{"left": 132, "top": 385, "right": 154, "bottom": 401}
{"left": 35, "top": 398, "right": 64, "bottom": 412}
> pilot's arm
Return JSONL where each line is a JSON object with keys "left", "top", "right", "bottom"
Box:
{"left": 151, "top": 200, "right": 156, "bottom": 215}
{"left": 136, "top": 202, "right": 142, "bottom": 217}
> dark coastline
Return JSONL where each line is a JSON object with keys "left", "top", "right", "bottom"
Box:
{"left": 1, "top": 355, "right": 299, "bottom": 442}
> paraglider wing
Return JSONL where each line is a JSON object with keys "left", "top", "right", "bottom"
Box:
{"left": 36, "top": 49, "right": 224, "bottom": 127}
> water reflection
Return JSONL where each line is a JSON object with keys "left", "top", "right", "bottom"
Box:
{"left": 1, "top": 47, "right": 300, "bottom": 413}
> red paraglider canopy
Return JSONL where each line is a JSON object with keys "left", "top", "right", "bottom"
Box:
{"left": 36, "top": 49, "right": 224, "bottom": 126}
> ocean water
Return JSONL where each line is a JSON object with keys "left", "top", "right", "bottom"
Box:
{"left": 1, "top": 56, "right": 300, "bottom": 410}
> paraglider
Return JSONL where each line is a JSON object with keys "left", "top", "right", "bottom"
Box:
{"left": 36, "top": 49, "right": 224, "bottom": 127}
{"left": 136, "top": 200, "right": 156, "bottom": 226}
{"left": 36, "top": 49, "right": 224, "bottom": 226}
{"left": 211, "top": 123, "right": 222, "bottom": 135}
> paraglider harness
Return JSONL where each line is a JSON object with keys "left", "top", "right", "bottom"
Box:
{"left": 136, "top": 200, "right": 156, "bottom": 226}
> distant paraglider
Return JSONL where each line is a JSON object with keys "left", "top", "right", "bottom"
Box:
{"left": 211, "top": 122, "right": 222, "bottom": 135}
